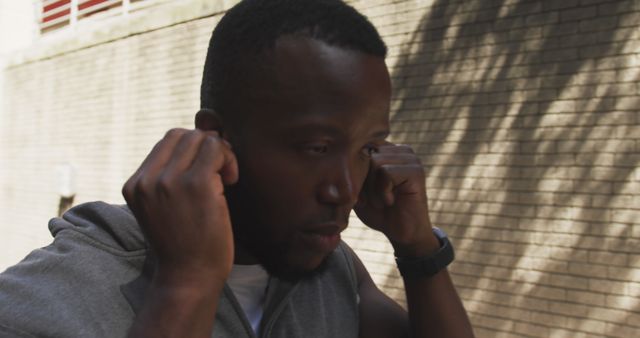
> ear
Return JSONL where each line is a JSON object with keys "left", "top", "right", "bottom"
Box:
{"left": 195, "top": 108, "right": 224, "bottom": 133}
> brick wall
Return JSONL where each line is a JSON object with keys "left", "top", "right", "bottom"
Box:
{"left": 0, "top": 0, "right": 222, "bottom": 268}
{"left": 1, "top": 0, "right": 638, "bottom": 337}
{"left": 345, "top": 0, "right": 640, "bottom": 337}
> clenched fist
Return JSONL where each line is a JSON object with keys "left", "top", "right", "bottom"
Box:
{"left": 122, "top": 128, "right": 238, "bottom": 283}
{"left": 355, "top": 143, "right": 439, "bottom": 257}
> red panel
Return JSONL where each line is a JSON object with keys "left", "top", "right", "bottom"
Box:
{"left": 43, "top": 8, "right": 70, "bottom": 22}
{"left": 43, "top": 0, "right": 70, "bottom": 13}
{"left": 78, "top": 0, "right": 111, "bottom": 11}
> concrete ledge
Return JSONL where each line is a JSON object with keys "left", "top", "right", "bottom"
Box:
{"left": 5, "top": 0, "right": 240, "bottom": 67}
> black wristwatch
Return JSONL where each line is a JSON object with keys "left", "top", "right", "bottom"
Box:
{"left": 395, "top": 227, "right": 455, "bottom": 279}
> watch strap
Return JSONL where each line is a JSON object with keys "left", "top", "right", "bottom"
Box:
{"left": 395, "top": 227, "right": 455, "bottom": 279}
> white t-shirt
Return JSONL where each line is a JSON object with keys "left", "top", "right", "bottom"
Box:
{"left": 226, "top": 264, "right": 270, "bottom": 334}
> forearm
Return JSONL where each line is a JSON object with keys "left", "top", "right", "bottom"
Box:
{"left": 404, "top": 270, "right": 474, "bottom": 338}
{"left": 127, "top": 270, "right": 225, "bottom": 338}
{"left": 355, "top": 142, "right": 474, "bottom": 337}
{"left": 396, "top": 234, "right": 475, "bottom": 338}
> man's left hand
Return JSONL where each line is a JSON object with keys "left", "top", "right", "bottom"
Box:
{"left": 354, "top": 143, "right": 439, "bottom": 257}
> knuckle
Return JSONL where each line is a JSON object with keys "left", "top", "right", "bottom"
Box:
{"left": 203, "top": 134, "right": 221, "bottom": 147}
{"left": 202, "top": 136, "right": 223, "bottom": 155}
{"left": 165, "top": 128, "right": 186, "bottom": 139}
{"left": 189, "top": 128, "right": 206, "bottom": 140}
{"left": 156, "top": 174, "right": 176, "bottom": 194}
{"left": 202, "top": 134, "right": 217, "bottom": 146}
{"left": 135, "top": 175, "right": 157, "bottom": 197}
{"left": 181, "top": 174, "right": 205, "bottom": 194}
{"left": 122, "top": 181, "right": 134, "bottom": 200}
{"left": 369, "top": 155, "right": 383, "bottom": 166}
{"left": 378, "top": 165, "right": 395, "bottom": 178}
{"left": 150, "top": 140, "right": 163, "bottom": 152}
{"left": 396, "top": 144, "right": 415, "bottom": 153}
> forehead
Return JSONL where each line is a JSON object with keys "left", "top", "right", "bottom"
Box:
{"left": 236, "top": 36, "right": 391, "bottom": 131}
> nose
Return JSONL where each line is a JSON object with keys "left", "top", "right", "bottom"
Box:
{"left": 317, "top": 158, "right": 361, "bottom": 207}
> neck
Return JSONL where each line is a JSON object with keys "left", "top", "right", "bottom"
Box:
{"left": 233, "top": 240, "right": 260, "bottom": 265}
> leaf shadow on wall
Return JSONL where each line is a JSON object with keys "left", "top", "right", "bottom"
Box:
{"left": 376, "top": 0, "right": 640, "bottom": 336}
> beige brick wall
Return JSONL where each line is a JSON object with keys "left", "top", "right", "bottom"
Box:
{"left": 344, "top": 0, "right": 639, "bottom": 337}
{"left": 1, "top": 0, "right": 638, "bottom": 337}
{"left": 0, "top": 0, "right": 224, "bottom": 268}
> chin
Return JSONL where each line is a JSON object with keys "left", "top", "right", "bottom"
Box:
{"left": 250, "top": 241, "right": 331, "bottom": 282}
{"left": 264, "top": 254, "right": 330, "bottom": 283}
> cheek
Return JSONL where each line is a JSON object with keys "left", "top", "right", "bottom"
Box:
{"left": 240, "top": 154, "right": 316, "bottom": 217}
{"left": 353, "top": 157, "right": 371, "bottom": 189}
{"left": 253, "top": 162, "right": 307, "bottom": 196}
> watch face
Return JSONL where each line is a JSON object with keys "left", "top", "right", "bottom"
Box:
{"left": 432, "top": 227, "right": 447, "bottom": 241}
{"left": 396, "top": 227, "right": 454, "bottom": 279}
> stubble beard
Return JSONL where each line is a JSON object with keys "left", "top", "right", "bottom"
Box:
{"left": 225, "top": 180, "right": 330, "bottom": 283}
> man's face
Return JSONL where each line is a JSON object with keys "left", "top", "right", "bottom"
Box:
{"left": 225, "top": 36, "right": 391, "bottom": 280}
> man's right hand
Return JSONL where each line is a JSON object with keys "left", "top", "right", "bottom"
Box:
{"left": 123, "top": 128, "right": 239, "bottom": 338}
{"left": 122, "top": 128, "right": 239, "bottom": 285}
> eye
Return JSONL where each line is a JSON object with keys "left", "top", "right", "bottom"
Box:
{"left": 361, "top": 144, "right": 379, "bottom": 157}
{"left": 303, "top": 144, "right": 329, "bottom": 155}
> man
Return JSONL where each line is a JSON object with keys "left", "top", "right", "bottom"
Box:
{"left": 0, "top": 0, "right": 474, "bottom": 337}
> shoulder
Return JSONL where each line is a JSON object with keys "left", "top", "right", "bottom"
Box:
{"left": 0, "top": 201, "right": 148, "bottom": 337}
{"left": 340, "top": 242, "right": 410, "bottom": 338}
{"left": 50, "top": 201, "right": 146, "bottom": 252}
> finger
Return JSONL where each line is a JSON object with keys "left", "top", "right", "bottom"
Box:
{"left": 378, "top": 163, "right": 426, "bottom": 197}
{"left": 163, "top": 130, "right": 211, "bottom": 176}
{"left": 358, "top": 161, "right": 375, "bottom": 208}
{"left": 376, "top": 142, "right": 415, "bottom": 154}
{"left": 360, "top": 162, "right": 393, "bottom": 208}
{"left": 189, "top": 133, "right": 239, "bottom": 186}
{"left": 369, "top": 161, "right": 427, "bottom": 206}
{"left": 372, "top": 166, "right": 396, "bottom": 206}
{"left": 360, "top": 145, "right": 418, "bottom": 208}
{"left": 141, "top": 129, "right": 193, "bottom": 171}
{"left": 123, "top": 129, "right": 187, "bottom": 199}
{"left": 371, "top": 152, "right": 422, "bottom": 166}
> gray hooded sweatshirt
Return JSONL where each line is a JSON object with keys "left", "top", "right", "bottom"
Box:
{"left": 0, "top": 202, "right": 359, "bottom": 337}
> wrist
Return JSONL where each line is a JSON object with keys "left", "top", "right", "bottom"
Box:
{"left": 391, "top": 227, "right": 440, "bottom": 258}
{"left": 153, "top": 264, "right": 227, "bottom": 294}
{"left": 130, "top": 263, "right": 224, "bottom": 338}
{"left": 394, "top": 227, "right": 455, "bottom": 279}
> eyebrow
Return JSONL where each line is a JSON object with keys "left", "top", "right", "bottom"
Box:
{"left": 284, "top": 123, "right": 390, "bottom": 140}
{"left": 285, "top": 124, "right": 342, "bottom": 136}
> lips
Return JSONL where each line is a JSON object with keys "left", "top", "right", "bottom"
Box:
{"left": 299, "top": 223, "right": 345, "bottom": 253}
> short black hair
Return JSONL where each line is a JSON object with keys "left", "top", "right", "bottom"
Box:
{"left": 200, "top": 0, "right": 387, "bottom": 115}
